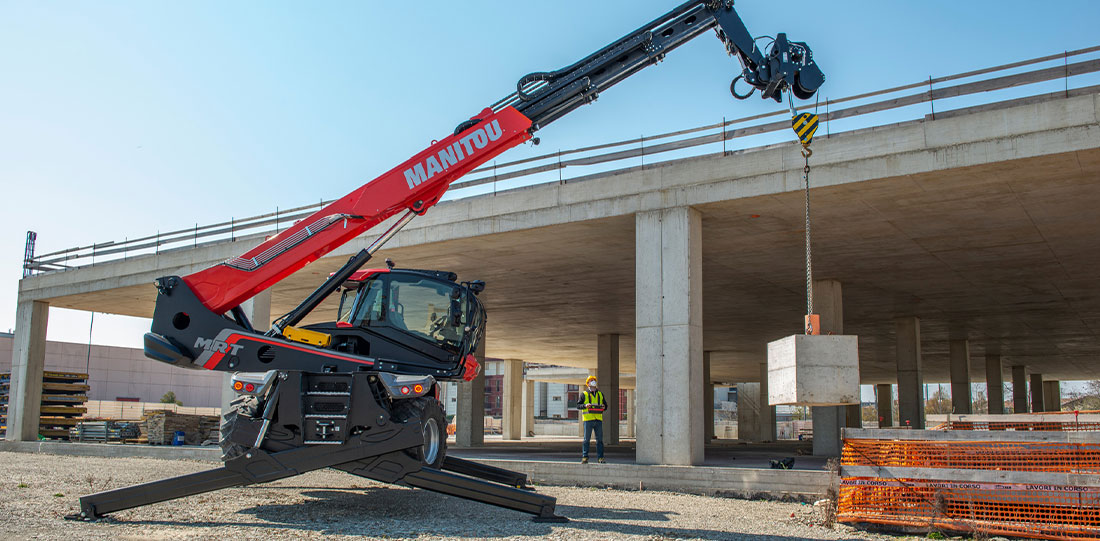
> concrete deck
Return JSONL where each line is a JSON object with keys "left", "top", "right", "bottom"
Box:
{"left": 18, "top": 91, "right": 1100, "bottom": 384}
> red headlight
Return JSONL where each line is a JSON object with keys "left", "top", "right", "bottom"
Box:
{"left": 244, "top": 383, "right": 255, "bottom": 393}
{"left": 400, "top": 386, "right": 411, "bottom": 395}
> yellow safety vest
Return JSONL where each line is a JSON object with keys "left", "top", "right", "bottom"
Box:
{"left": 581, "top": 390, "right": 606, "bottom": 422}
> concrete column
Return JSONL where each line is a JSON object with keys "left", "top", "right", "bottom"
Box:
{"left": 456, "top": 331, "right": 486, "bottom": 447}
{"left": 597, "top": 334, "right": 620, "bottom": 445}
{"left": 502, "top": 360, "right": 523, "bottom": 440}
{"left": 896, "top": 316, "right": 925, "bottom": 428}
{"left": 522, "top": 379, "right": 536, "bottom": 438}
{"left": 635, "top": 207, "right": 704, "bottom": 465}
{"left": 1012, "top": 365, "right": 1029, "bottom": 413}
{"left": 759, "top": 362, "right": 776, "bottom": 441}
{"left": 222, "top": 291, "right": 272, "bottom": 416}
{"left": 985, "top": 354, "right": 1004, "bottom": 414}
{"left": 624, "top": 389, "right": 636, "bottom": 438}
{"left": 703, "top": 352, "right": 714, "bottom": 442}
{"left": 949, "top": 339, "right": 972, "bottom": 414}
{"left": 812, "top": 279, "right": 844, "bottom": 455}
{"left": 1030, "top": 373, "right": 1045, "bottom": 413}
{"left": 737, "top": 382, "right": 761, "bottom": 442}
{"left": 7, "top": 300, "right": 48, "bottom": 441}
{"left": 1043, "top": 381, "right": 1060, "bottom": 412}
{"left": 876, "top": 384, "right": 893, "bottom": 427}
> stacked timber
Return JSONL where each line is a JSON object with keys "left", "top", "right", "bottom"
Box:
{"left": 0, "top": 371, "right": 90, "bottom": 439}
{"left": 143, "top": 410, "right": 221, "bottom": 445}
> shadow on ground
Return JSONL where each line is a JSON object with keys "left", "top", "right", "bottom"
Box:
{"left": 119, "top": 486, "right": 865, "bottom": 540}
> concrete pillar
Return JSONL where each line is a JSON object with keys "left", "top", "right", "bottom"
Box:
{"left": 624, "top": 389, "right": 636, "bottom": 438}
{"left": 7, "top": 300, "right": 49, "bottom": 441}
{"left": 221, "top": 291, "right": 272, "bottom": 416}
{"left": 759, "top": 362, "right": 776, "bottom": 441}
{"left": 896, "top": 316, "right": 925, "bottom": 428}
{"left": 1012, "top": 365, "right": 1029, "bottom": 413}
{"left": 456, "top": 331, "right": 486, "bottom": 447}
{"left": 703, "top": 352, "right": 714, "bottom": 442}
{"left": 522, "top": 379, "right": 535, "bottom": 438}
{"left": 985, "top": 354, "right": 1004, "bottom": 414}
{"left": 737, "top": 382, "right": 761, "bottom": 442}
{"left": 1030, "top": 373, "right": 1045, "bottom": 413}
{"left": 949, "top": 339, "right": 972, "bottom": 414}
{"left": 1043, "top": 381, "right": 1060, "bottom": 412}
{"left": 812, "top": 279, "right": 844, "bottom": 455}
{"left": 502, "top": 360, "right": 523, "bottom": 440}
{"left": 635, "top": 207, "right": 704, "bottom": 465}
{"left": 597, "top": 334, "right": 620, "bottom": 445}
{"left": 876, "top": 384, "right": 893, "bottom": 427}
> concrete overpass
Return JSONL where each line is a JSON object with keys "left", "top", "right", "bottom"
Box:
{"left": 9, "top": 87, "right": 1100, "bottom": 463}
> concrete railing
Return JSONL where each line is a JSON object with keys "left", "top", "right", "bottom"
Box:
{"left": 23, "top": 45, "right": 1100, "bottom": 276}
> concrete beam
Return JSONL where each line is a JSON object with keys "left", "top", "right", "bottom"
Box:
{"left": 502, "top": 360, "right": 523, "bottom": 440}
{"left": 635, "top": 207, "right": 703, "bottom": 465}
{"left": 985, "top": 354, "right": 1004, "bottom": 414}
{"left": 812, "top": 279, "right": 844, "bottom": 456}
{"left": 1031, "top": 373, "right": 1045, "bottom": 413}
{"left": 456, "top": 331, "right": 486, "bottom": 447}
{"left": 7, "top": 300, "right": 48, "bottom": 441}
{"left": 1012, "top": 365, "right": 1029, "bottom": 413}
{"left": 949, "top": 339, "right": 972, "bottom": 414}
{"left": 877, "top": 384, "right": 893, "bottom": 427}
{"left": 1043, "top": 380, "right": 1061, "bottom": 412}
{"left": 896, "top": 316, "right": 924, "bottom": 429}
{"left": 597, "top": 334, "right": 620, "bottom": 445}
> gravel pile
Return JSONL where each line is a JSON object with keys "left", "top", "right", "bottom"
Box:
{"left": 0, "top": 451, "right": 918, "bottom": 540}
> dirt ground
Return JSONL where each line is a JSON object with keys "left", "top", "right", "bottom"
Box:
{"left": 0, "top": 451, "right": 931, "bottom": 540}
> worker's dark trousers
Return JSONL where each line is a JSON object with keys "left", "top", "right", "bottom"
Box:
{"left": 582, "top": 420, "right": 604, "bottom": 458}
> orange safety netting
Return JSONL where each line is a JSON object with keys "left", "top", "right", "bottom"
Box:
{"left": 843, "top": 438, "right": 1100, "bottom": 474}
{"left": 839, "top": 435, "right": 1100, "bottom": 540}
{"left": 839, "top": 477, "right": 1100, "bottom": 540}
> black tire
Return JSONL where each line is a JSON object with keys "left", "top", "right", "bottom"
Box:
{"left": 393, "top": 397, "right": 447, "bottom": 469}
{"left": 219, "top": 395, "right": 258, "bottom": 462}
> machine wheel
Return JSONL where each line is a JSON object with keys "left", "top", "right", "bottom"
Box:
{"left": 219, "top": 395, "right": 258, "bottom": 461}
{"left": 393, "top": 397, "right": 447, "bottom": 469}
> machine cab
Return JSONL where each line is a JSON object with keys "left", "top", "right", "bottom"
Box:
{"left": 304, "top": 267, "right": 485, "bottom": 378}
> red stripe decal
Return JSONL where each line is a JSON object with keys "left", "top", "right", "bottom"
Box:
{"left": 203, "top": 333, "right": 374, "bottom": 370}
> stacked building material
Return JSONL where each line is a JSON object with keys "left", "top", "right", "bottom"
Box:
{"left": 69, "top": 421, "right": 142, "bottom": 443}
{"left": 0, "top": 371, "right": 90, "bottom": 439}
{"left": 143, "top": 410, "right": 221, "bottom": 445}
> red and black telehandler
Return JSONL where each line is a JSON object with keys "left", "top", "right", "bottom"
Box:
{"left": 72, "top": 1, "right": 823, "bottom": 522}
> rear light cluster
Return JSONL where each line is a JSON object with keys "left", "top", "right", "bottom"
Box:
{"left": 232, "top": 381, "right": 256, "bottom": 393}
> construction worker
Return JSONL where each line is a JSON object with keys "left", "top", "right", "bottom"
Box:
{"left": 579, "top": 375, "right": 607, "bottom": 464}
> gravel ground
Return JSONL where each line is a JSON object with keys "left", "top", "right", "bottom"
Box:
{"left": 0, "top": 451, "right": 926, "bottom": 540}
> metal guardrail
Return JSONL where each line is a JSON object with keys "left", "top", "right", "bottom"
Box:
{"left": 22, "top": 45, "right": 1100, "bottom": 276}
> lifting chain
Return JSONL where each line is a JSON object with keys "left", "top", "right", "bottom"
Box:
{"left": 802, "top": 145, "right": 814, "bottom": 334}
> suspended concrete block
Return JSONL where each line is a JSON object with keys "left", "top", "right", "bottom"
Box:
{"left": 767, "top": 334, "right": 859, "bottom": 406}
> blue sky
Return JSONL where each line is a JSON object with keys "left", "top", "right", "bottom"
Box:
{"left": 2, "top": 0, "right": 1099, "bottom": 356}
